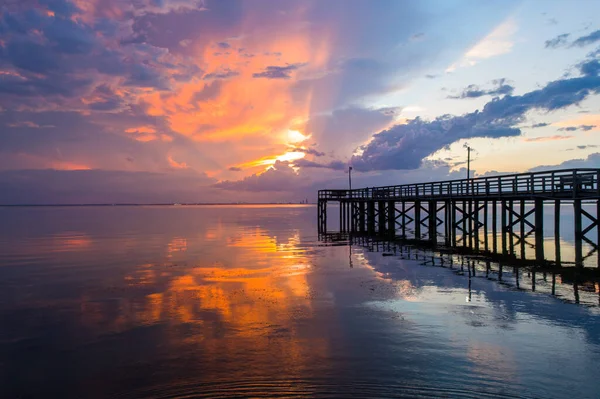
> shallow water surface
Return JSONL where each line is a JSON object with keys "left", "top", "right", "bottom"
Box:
{"left": 0, "top": 205, "right": 599, "bottom": 398}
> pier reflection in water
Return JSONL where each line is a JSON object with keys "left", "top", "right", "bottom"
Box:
{"left": 1, "top": 205, "right": 599, "bottom": 398}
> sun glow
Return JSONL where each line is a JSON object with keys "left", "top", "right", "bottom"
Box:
{"left": 287, "top": 129, "right": 309, "bottom": 143}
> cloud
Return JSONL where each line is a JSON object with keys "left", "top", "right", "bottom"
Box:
{"left": 530, "top": 122, "right": 549, "bottom": 128}
{"left": 252, "top": 63, "right": 307, "bottom": 79}
{"left": 579, "top": 59, "right": 600, "bottom": 77}
{"left": 215, "top": 161, "right": 309, "bottom": 192}
{"left": 228, "top": 166, "right": 242, "bottom": 171}
{"left": 345, "top": 57, "right": 600, "bottom": 171}
{"left": 288, "top": 147, "right": 325, "bottom": 157}
{"left": 293, "top": 159, "right": 346, "bottom": 170}
{"left": 528, "top": 152, "right": 600, "bottom": 172}
{"left": 203, "top": 68, "right": 240, "bottom": 80}
{"left": 410, "top": 32, "right": 425, "bottom": 41}
{"left": 571, "top": 29, "right": 600, "bottom": 47}
{"left": 7, "top": 121, "right": 55, "bottom": 128}
{"left": 447, "top": 18, "right": 517, "bottom": 71}
{"left": 523, "top": 135, "right": 573, "bottom": 142}
{"left": 545, "top": 33, "right": 569, "bottom": 49}
{"left": 557, "top": 124, "right": 596, "bottom": 132}
{"left": 168, "top": 155, "right": 188, "bottom": 169}
{"left": 448, "top": 78, "right": 514, "bottom": 99}
{"left": 304, "top": 106, "right": 398, "bottom": 156}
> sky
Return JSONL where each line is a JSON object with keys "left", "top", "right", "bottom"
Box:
{"left": 0, "top": 0, "right": 599, "bottom": 204}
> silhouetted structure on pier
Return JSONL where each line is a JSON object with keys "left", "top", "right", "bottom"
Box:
{"left": 318, "top": 168, "right": 600, "bottom": 267}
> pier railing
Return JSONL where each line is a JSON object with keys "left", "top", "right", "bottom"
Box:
{"left": 318, "top": 168, "right": 600, "bottom": 201}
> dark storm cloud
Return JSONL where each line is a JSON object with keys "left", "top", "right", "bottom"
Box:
{"left": 544, "top": 33, "right": 569, "bottom": 49}
{"left": 572, "top": 30, "right": 600, "bottom": 47}
{"left": 448, "top": 78, "right": 514, "bottom": 99}
{"left": 252, "top": 63, "right": 307, "bottom": 79}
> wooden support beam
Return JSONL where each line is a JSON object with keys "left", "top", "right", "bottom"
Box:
{"left": 501, "top": 200, "right": 507, "bottom": 255}
{"left": 378, "top": 201, "right": 387, "bottom": 235}
{"left": 508, "top": 200, "right": 515, "bottom": 256}
{"left": 367, "top": 201, "right": 375, "bottom": 234}
{"left": 474, "top": 200, "right": 479, "bottom": 251}
{"left": 492, "top": 200, "right": 497, "bottom": 254}
{"left": 484, "top": 200, "right": 489, "bottom": 252}
{"left": 555, "top": 200, "right": 561, "bottom": 266}
{"left": 415, "top": 200, "right": 421, "bottom": 239}
{"left": 359, "top": 201, "right": 366, "bottom": 233}
{"left": 451, "top": 201, "right": 457, "bottom": 247}
{"left": 535, "top": 198, "right": 544, "bottom": 263}
{"left": 520, "top": 199, "right": 526, "bottom": 260}
{"left": 388, "top": 201, "right": 396, "bottom": 237}
{"left": 429, "top": 200, "right": 437, "bottom": 245}
{"left": 574, "top": 199, "right": 583, "bottom": 267}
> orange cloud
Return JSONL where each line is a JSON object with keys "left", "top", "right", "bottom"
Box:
{"left": 139, "top": 11, "right": 334, "bottom": 179}
{"left": 51, "top": 161, "right": 91, "bottom": 170}
{"left": 553, "top": 114, "right": 600, "bottom": 131}
{"left": 168, "top": 155, "right": 188, "bottom": 169}
{"left": 523, "top": 135, "right": 573, "bottom": 142}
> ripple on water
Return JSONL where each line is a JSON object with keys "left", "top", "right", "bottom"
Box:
{"left": 113, "top": 378, "right": 536, "bottom": 399}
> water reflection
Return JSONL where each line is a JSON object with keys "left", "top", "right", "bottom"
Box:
{"left": 0, "top": 206, "right": 599, "bottom": 398}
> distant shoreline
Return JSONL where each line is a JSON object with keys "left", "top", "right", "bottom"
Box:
{"left": 0, "top": 203, "right": 316, "bottom": 207}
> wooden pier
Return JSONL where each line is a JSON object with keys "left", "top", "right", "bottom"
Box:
{"left": 317, "top": 168, "right": 600, "bottom": 267}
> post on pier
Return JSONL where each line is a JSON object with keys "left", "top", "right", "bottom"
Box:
{"left": 367, "top": 201, "right": 375, "bottom": 234}
{"left": 415, "top": 200, "right": 421, "bottom": 239}
{"left": 462, "top": 200, "right": 467, "bottom": 248}
{"left": 473, "top": 200, "right": 480, "bottom": 251}
{"left": 378, "top": 201, "right": 387, "bottom": 235}
{"left": 445, "top": 200, "right": 452, "bottom": 246}
{"left": 468, "top": 200, "right": 474, "bottom": 249}
{"left": 535, "top": 198, "right": 544, "bottom": 263}
{"left": 388, "top": 201, "right": 396, "bottom": 238}
{"left": 492, "top": 200, "right": 497, "bottom": 253}
{"left": 451, "top": 200, "right": 457, "bottom": 247}
{"left": 339, "top": 201, "right": 344, "bottom": 232}
{"left": 555, "top": 199, "right": 561, "bottom": 266}
{"left": 501, "top": 200, "right": 507, "bottom": 255}
{"left": 359, "top": 201, "right": 366, "bottom": 233}
{"left": 429, "top": 200, "right": 437, "bottom": 245}
{"left": 484, "top": 200, "right": 489, "bottom": 252}
{"left": 574, "top": 199, "right": 583, "bottom": 267}
{"left": 508, "top": 200, "right": 515, "bottom": 256}
{"left": 520, "top": 199, "right": 526, "bottom": 260}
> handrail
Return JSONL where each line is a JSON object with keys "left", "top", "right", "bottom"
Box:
{"left": 318, "top": 168, "right": 600, "bottom": 200}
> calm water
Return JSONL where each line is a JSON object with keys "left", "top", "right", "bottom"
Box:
{"left": 1, "top": 205, "right": 599, "bottom": 398}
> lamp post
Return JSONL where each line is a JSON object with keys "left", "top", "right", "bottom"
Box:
{"left": 348, "top": 166, "right": 353, "bottom": 198}
{"left": 463, "top": 143, "right": 472, "bottom": 194}
{"left": 465, "top": 145, "right": 471, "bottom": 180}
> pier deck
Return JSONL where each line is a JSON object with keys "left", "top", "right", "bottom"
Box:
{"left": 317, "top": 168, "right": 600, "bottom": 267}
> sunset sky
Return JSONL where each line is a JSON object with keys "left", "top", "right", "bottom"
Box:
{"left": 1, "top": 0, "right": 600, "bottom": 203}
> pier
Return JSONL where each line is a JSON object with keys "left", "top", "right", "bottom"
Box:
{"left": 317, "top": 168, "right": 600, "bottom": 267}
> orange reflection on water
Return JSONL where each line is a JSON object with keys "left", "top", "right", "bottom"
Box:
{"left": 50, "top": 232, "right": 93, "bottom": 252}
